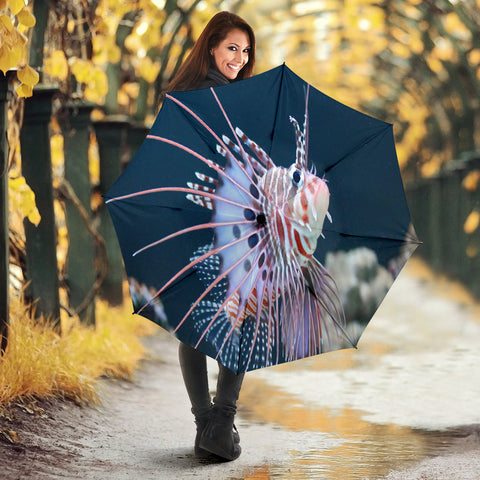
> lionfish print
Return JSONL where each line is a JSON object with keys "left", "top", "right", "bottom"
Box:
{"left": 107, "top": 85, "right": 352, "bottom": 372}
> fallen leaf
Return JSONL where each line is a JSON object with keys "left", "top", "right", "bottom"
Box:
{"left": 0, "top": 427, "right": 19, "bottom": 444}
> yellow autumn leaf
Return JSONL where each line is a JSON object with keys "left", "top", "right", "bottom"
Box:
{"left": 8, "top": 176, "right": 41, "bottom": 226}
{"left": 50, "top": 133, "right": 64, "bottom": 171}
{"left": 117, "top": 88, "right": 130, "bottom": 107}
{"left": 44, "top": 50, "right": 69, "bottom": 81}
{"left": 426, "top": 56, "right": 444, "bottom": 74}
{"left": 0, "top": 45, "right": 13, "bottom": 73}
{"left": 464, "top": 211, "right": 480, "bottom": 234}
{"left": 92, "top": 68, "right": 108, "bottom": 94}
{"left": 468, "top": 49, "right": 480, "bottom": 66}
{"left": 107, "top": 44, "right": 121, "bottom": 64}
{"left": 0, "top": 0, "right": 7, "bottom": 9}
{"left": 16, "top": 83, "right": 33, "bottom": 97}
{"left": 0, "top": 13, "right": 14, "bottom": 31}
{"left": 17, "top": 7, "right": 36, "bottom": 28}
{"left": 137, "top": 57, "right": 160, "bottom": 83}
{"left": 462, "top": 170, "right": 480, "bottom": 191}
{"left": 124, "top": 34, "right": 142, "bottom": 54}
{"left": 71, "top": 58, "right": 93, "bottom": 84}
{"left": 17, "top": 64, "right": 39, "bottom": 86}
{"left": 83, "top": 68, "right": 108, "bottom": 103}
{"left": 7, "top": 0, "right": 24, "bottom": 15}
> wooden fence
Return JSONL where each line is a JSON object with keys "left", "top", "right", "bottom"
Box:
{"left": 1, "top": 78, "right": 148, "bottom": 352}
{"left": 406, "top": 152, "right": 480, "bottom": 298}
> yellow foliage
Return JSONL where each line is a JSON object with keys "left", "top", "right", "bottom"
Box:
{"left": 0, "top": 1, "right": 37, "bottom": 96}
{"left": 443, "top": 12, "right": 471, "bottom": 41}
{"left": 118, "top": 82, "right": 139, "bottom": 107}
{"left": 8, "top": 176, "right": 41, "bottom": 226}
{"left": 464, "top": 210, "right": 480, "bottom": 235}
{"left": 50, "top": 133, "right": 64, "bottom": 172}
{"left": 88, "top": 132, "right": 100, "bottom": 187}
{"left": 92, "top": 35, "right": 121, "bottom": 64}
{"left": 70, "top": 58, "right": 91, "bottom": 83}
{"left": 71, "top": 58, "right": 108, "bottom": 103}
{"left": 7, "top": 0, "right": 24, "bottom": 15}
{"left": 0, "top": 13, "right": 14, "bottom": 31}
{"left": 17, "top": 64, "right": 39, "bottom": 86}
{"left": 0, "top": 296, "right": 158, "bottom": 407}
{"left": 124, "top": 33, "right": 143, "bottom": 54}
{"left": 420, "top": 158, "right": 442, "bottom": 178}
{"left": 462, "top": 170, "right": 480, "bottom": 191}
{"left": 44, "top": 50, "right": 69, "bottom": 81}
{"left": 84, "top": 68, "right": 108, "bottom": 104}
{"left": 136, "top": 56, "right": 161, "bottom": 83}
{"left": 16, "top": 7, "right": 36, "bottom": 27}
{"left": 433, "top": 37, "right": 457, "bottom": 63}
{"left": 468, "top": 49, "right": 480, "bottom": 66}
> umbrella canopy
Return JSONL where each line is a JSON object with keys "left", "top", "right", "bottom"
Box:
{"left": 105, "top": 64, "right": 419, "bottom": 373}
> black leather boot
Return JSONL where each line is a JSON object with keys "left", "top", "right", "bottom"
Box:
{"left": 199, "top": 403, "right": 241, "bottom": 461}
{"left": 193, "top": 406, "right": 213, "bottom": 458}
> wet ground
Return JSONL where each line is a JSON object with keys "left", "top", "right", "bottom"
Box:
{"left": 1, "top": 256, "right": 480, "bottom": 479}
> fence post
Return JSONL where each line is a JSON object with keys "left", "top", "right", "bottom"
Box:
{"left": 93, "top": 117, "right": 129, "bottom": 306}
{"left": 20, "top": 85, "right": 61, "bottom": 328}
{"left": 0, "top": 73, "right": 13, "bottom": 353}
{"left": 463, "top": 155, "right": 480, "bottom": 297}
{"left": 58, "top": 102, "right": 97, "bottom": 325}
{"left": 441, "top": 162, "right": 465, "bottom": 278}
{"left": 127, "top": 121, "right": 149, "bottom": 164}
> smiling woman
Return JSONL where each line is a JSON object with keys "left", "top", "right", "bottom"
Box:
{"left": 164, "top": 11, "right": 255, "bottom": 93}
{"left": 160, "top": 11, "right": 256, "bottom": 462}
{"left": 210, "top": 29, "right": 251, "bottom": 80}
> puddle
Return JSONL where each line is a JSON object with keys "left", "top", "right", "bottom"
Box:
{"left": 234, "top": 262, "right": 480, "bottom": 479}
{"left": 239, "top": 375, "right": 477, "bottom": 479}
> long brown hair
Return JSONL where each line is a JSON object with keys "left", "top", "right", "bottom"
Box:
{"left": 165, "top": 11, "right": 256, "bottom": 93}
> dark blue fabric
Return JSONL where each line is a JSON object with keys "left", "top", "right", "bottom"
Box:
{"left": 105, "top": 64, "right": 418, "bottom": 372}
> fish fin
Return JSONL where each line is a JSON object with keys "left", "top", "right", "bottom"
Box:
{"left": 186, "top": 194, "right": 213, "bottom": 210}
{"left": 191, "top": 299, "right": 240, "bottom": 370}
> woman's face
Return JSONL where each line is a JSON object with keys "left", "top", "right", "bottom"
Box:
{"left": 211, "top": 28, "right": 251, "bottom": 80}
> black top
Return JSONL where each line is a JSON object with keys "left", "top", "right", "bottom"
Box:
{"left": 196, "top": 68, "right": 230, "bottom": 89}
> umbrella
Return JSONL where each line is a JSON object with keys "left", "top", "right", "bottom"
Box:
{"left": 105, "top": 64, "right": 419, "bottom": 373}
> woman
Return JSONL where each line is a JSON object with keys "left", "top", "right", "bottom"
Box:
{"left": 164, "top": 11, "right": 256, "bottom": 462}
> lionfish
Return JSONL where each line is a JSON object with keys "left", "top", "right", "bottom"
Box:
{"left": 107, "top": 85, "right": 352, "bottom": 372}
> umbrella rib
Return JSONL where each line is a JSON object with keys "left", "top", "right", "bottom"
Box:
{"left": 136, "top": 233, "right": 249, "bottom": 315}
{"left": 148, "top": 135, "right": 258, "bottom": 202}
{"left": 105, "top": 186, "right": 251, "bottom": 211}
{"left": 176, "top": 235, "right": 265, "bottom": 338}
{"left": 165, "top": 94, "right": 261, "bottom": 199}
{"left": 307, "top": 260, "right": 356, "bottom": 348}
{"left": 322, "top": 228, "right": 421, "bottom": 244}
{"left": 195, "top": 238, "right": 268, "bottom": 351}
{"left": 107, "top": 135, "right": 255, "bottom": 205}
{"left": 133, "top": 220, "right": 252, "bottom": 257}
{"left": 324, "top": 124, "right": 392, "bottom": 174}
{"left": 247, "top": 266, "right": 272, "bottom": 370}
{"left": 208, "top": 88, "right": 261, "bottom": 177}
{"left": 217, "top": 254, "right": 268, "bottom": 370}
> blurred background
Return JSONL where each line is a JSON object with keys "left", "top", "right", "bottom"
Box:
{"left": 1, "top": 0, "right": 479, "bottom": 357}
{"left": 1, "top": 2, "right": 479, "bottom": 478}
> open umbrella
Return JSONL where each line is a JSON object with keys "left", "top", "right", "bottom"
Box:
{"left": 105, "top": 64, "right": 419, "bottom": 373}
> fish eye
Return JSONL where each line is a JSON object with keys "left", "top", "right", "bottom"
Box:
{"left": 289, "top": 165, "right": 304, "bottom": 188}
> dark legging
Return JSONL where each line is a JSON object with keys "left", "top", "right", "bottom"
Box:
{"left": 178, "top": 342, "right": 244, "bottom": 417}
